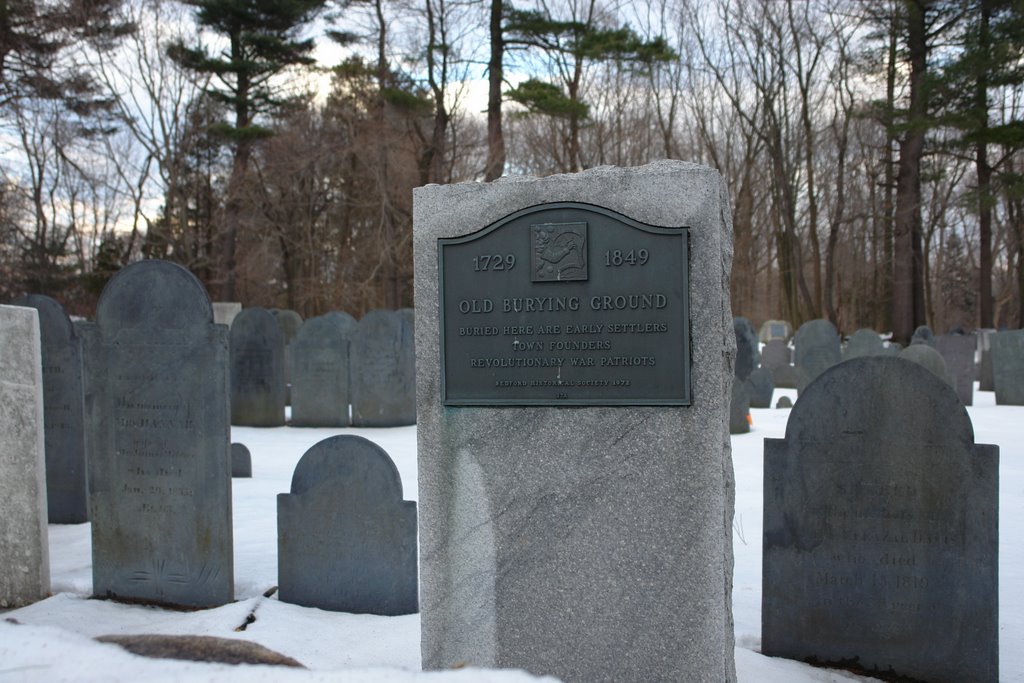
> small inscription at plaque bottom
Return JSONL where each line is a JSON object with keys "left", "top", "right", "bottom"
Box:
{"left": 438, "top": 202, "right": 690, "bottom": 406}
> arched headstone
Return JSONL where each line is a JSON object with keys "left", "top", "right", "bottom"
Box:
{"left": 350, "top": 310, "right": 416, "bottom": 427}
{"left": 762, "top": 357, "right": 998, "bottom": 683}
{"left": 82, "top": 260, "right": 233, "bottom": 608}
{"left": 14, "top": 294, "right": 87, "bottom": 523}
{"left": 231, "top": 443, "right": 252, "bottom": 478}
{"left": 277, "top": 435, "right": 417, "bottom": 615}
{"left": 229, "top": 307, "right": 286, "bottom": 427}
{"left": 843, "top": 328, "right": 883, "bottom": 360}
{"left": 899, "top": 343, "right": 950, "bottom": 385}
{"left": 290, "top": 312, "right": 357, "bottom": 427}
{"left": 793, "top": 319, "right": 841, "bottom": 394}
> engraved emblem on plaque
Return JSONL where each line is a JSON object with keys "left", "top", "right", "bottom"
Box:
{"left": 531, "top": 222, "right": 587, "bottom": 282}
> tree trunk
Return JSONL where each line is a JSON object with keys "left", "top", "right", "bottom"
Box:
{"left": 483, "top": 0, "right": 505, "bottom": 181}
{"left": 977, "top": 0, "right": 993, "bottom": 328}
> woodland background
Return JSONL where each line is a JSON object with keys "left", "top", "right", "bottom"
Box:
{"left": 1, "top": 0, "right": 1021, "bottom": 343}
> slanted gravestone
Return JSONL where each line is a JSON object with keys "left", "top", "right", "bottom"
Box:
{"left": 990, "top": 329, "right": 1024, "bottom": 405}
{"left": 278, "top": 435, "right": 417, "bottom": 615}
{"left": 414, "top": 161, "right": 736, "bottom": 682}
{"left": 231, "top": 443, "right": 252, "bottom": 478}
{"left": 733, "top": 317, "right": 759, "bottom": 381}
{"left": 747, "top": 367, "right": 774, "bottom": 409}
{"left": 978, "top": 328, "right": 996, "bottom": 390}
{"left": 290, "top": 312, "right": 357, "bottom": 427}
{"left": 843, "top": 328, "right": 883, "bottom": 360}
{"left": 0, "top": 305, "right": 50, "bottom": 608}
{"left": 212, "top": 302, "right": 241, "bottom": 328}
{"left": 763, "top": 356, "right": 998, "bottom": 683}
{"left": 230, "top": 307, "right": 286, "bottom": 427}
{"left": 936, "top": 332, "right": 976, "bottom": 406}
{"left": 910, "top": 324, "right": 935, "bottom": 347}
{"left": 730, "top": 381, "right": 750, "bottom": 434}
{"left": 82, "top": 260, "right": 233, "bottom": 608}
{"left": 14, "top": 294, "right": 88, "bottom": 523}
{"left": 350, "top": 309, "right": 416, "bottom": 427}
{"left": 793, "top": 319, "right": 841, "bottom": 394}
{"left": 899, "top": 343, "right": 950, "bottom": 384}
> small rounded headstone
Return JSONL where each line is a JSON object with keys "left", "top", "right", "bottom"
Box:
{"left": 231, "top": 443, "right": 252, "bottom": 478}
{"left": 747, "top": 367, "right": 775, "bottom": 408}
{"left": 775, "top": 396, "right": 793, "bottom": 409}
{"left": 899, "top": 344, "right": 950, "bottom": 384}
{"left": 911, "top": 325, "right": 936, "bottom": 347}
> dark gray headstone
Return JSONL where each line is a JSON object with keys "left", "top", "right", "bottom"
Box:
{"left": 760, "top": 340, "right": 791, "bottom": 371}
{"left": 230, "top": 443, "right": 252, "bottom": 478}
{"left": 910, "top": 325, "right": 935, "bottom": 347}
{"left": 290, "top": 313, "right": 357, "bottom": 427}
{"left": 978, "top": 329, "right": 996, "bottom": 390}
{"left": 774, "top": 396, "right": 792, "bottom": 409}
{"left": 271, "top": 309, "right": 303, "bottom": 344}
{"left": 990, "top": 329, "right": 1024, "bottom": 405}
{"left": 277, "top": 435, "right": 417, "bottom": 615}
{"left": 746, "top": 367, "right": 774, "bottom": 409}
{"left": 14, "top": 295, "right": 88, "bottom": 523}
{"left": 230, "top": 307, "right": 286, "bottom": 427}
{"left": 763, "top": 357, "right": 998, "bottom": 683}
{"left": 843, "top": 328, "right": 883, "bottom": 360}
{"left": 733, "top": 317, "right": 760, "bottom": 381}
{"left": 729, "top": 381, "right": 750, "bottom": 434}
{"left": 935, "top": 333, "right": 976, "bottom": 406}
{"left": 899, "top": 344, "right": 950, "bottom": 384}
{"left": 793, "top": 319, "right": 841, "bottom": 394}
{"left": 82, "top": 260, "right": 232, "bottom": 608}
{"left": 350, "top": 310, "right": 416, "bottom": 427}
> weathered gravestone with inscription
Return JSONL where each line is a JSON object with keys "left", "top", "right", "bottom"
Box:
{"left": 990, "top": 329, "right": 1024, "bottom": 405}
{"left": 230, "top": 307, "right": 286, "bottom": 427}
{"left": 290, "top": 312, "right": 357, "bottom": 427}
{"left": 763, "top": 356, "right": 998, "bottom": 683}
{"left": 14, "top": 294, "right": 88, "bottom": 523}
{"left": 278, "top": 435, "right": 417, "bottom": 615}
{"left": 936, "top": 332, "right": 976, "bottom": 406}
{"left": 413, "top": 161, "right": 736, "bottom": 682}
{"left": 350, "top": 309, "right": 416, "bottom": 427}
{"left": 843, "top": 328, "right": 883, "bottom": 360}
{"left": 0, "top": 305, "right": 51, "bottom": 608}
{"left": 82, "top": 260, "right": 233, "bottom": 608}
{"left": 793, "top": 319, "right": 841, "bottom": 394}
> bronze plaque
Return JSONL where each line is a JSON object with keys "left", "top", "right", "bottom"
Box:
{"left": 438, "top": 202, "right": 690, "bottom": 405}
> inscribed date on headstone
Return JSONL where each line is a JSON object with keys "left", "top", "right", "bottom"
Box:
{"left": 438, "top": 203, "right": 690, "bottom": 405}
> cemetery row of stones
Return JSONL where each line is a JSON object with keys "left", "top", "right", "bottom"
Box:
{"left": 1, "top": 262, "right": 417, "bottom": 617}
{"left": 730, "top": 315, "right": 1024, "bottom": 434}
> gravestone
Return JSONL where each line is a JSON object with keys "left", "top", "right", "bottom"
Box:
{"left": 212, "top": 302, "right": 241, "bottom": 328}
{"left": 936, "top": 333, "right": 976, "bottom": 406}
{"left": 763, "top": 356, "right": 998, "bottom": 683}
{"left": 350, "top": 309, "right": 416, "bottom": 427}
{"left": 414, "top": 161, "right": 736, "bottom": 682}
{"left": 272, "top": 309, "right": 303, "bottom": 404}
{"left": 230, "top": 307, "right": 286, "bottom": 427}
{"left": 899, "top": 343, "right": 950, "bottom": 384}
{"left": 793, "top": 319, "right": 841, "bottom": 394}
{"left": 82, "top": 260, "right": 233, "bottom": 608}
{"left": 231, "top": 443, "right": 252, "bottom": 478}
{"left": 14, "top": 294, "right": 88, "bottom": 523}
{"left": 774, "top": 396, "right": 792, "bottom": 409}
{"left": 290, "top": 312, "right": 357, "bottom": 427}
{"left": 990, "top": 329, "right": 1024, "bottom": 405}
{"left": 843, "top": 328, "right": 883, "bottom": 360}
{"left": 733, "top": 317, "right": 759, "bottom": 381}
{"left": 730, "top": 381, "right": 750, "bottom": 434}
{"left": 277, "top": 435, "right": 417, "bottom": 615}
{"left": 746, "top": 367, "right": 774, "bottom": 408}
{"left": 978, "top": 328, "right": 996, "bottom": 390}
{"left": 0, "top": 305, "right": 50, "bottom": 608}
{"left": 758, "top": 319, "right": 791, "bottom": 343}
{"left": 910, "top": 324, "right": 935, "bottom": 347}
{"left": 760, "top": 339, "right": 790, "bottom": 370}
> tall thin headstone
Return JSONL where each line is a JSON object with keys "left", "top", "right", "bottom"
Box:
{"left": 0, "top": 305, "right": 50, "bottom": 608}
{"left": 978, "top": 328, "right": 996, "bottom": 390}
{"left": 230, "top": 307, "right": 286, "bottom": 427}
{"left": 936, "top": 332, "right": 976, "bottom": 406}
{"left": 793, "top": 318, "right": 841, "bottom": 394}
{"left": 990, "top": 329, "right": 1024, "bottom": 405}
{"left": 414, "top": 161, "right": 736, "bottom": 682}
{"left": 82, "top": 260, "right": 233, "bottom": 608}
{"left": 278, "top": 435, "right": 417, "bottom": 615}
{"left": 350, "top": 309, "right": 416, "bottom": 427}
{"left": 763, "top": 357, "right": 998, "bottom": 683}
{"left": 290, "top": 312, "right": 357, "bottom": 427}
{"left": 13, "top": 294, "right": 88, "bottom": 523}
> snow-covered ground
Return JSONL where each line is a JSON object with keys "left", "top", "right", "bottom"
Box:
{"left": 2, "top": 386, "right": 1020, "bottom": 682}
